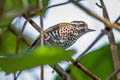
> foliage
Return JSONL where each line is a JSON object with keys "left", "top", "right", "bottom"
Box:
{"left": 0, "top": 0, "right": 119, "bottom": 80}
{"left": 56, "top": 43, "right": 120, "bottom": 80}
{"left": 0, "top": 46, "right": 74, "bottom": 74}
{"left": 0, "top": 31, "right": 28, "bottom": 54}
{"left": 0, "top": 0, "right": 50, "bottom": 32}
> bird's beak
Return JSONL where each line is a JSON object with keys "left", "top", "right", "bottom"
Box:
{"left": 87, "top": 28, "right": 96, "bottom": 32}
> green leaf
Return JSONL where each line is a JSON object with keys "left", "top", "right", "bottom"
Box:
{"left": 0, "top": 0, "right": 23, "bottom": 31}
{"left": 28, "top": 0, "right": 50, "bottom": 17}
{"left": 42, "top": 0, "right": 50, "bottom": 17}
{"left": 3, "top": 0, "right": 23, "bottom": 13}
{"left": 79, "top": 43, "right": 120, "bottom": 80}
{"left": 0, "top": 46, "right": 74, "bottom": 74}
{"left": 28, "top": 0, "right": 39, "bottom": 10}
{"left": 56, "top": 43, "right": 120, "bottom": 80}
{"left": 0, "top": 0, "right": 50, "bottom": 32}
{"left": 0, "top": 31, "right": 28, "bottom": 54}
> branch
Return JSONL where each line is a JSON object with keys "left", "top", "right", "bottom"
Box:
{"left": 16, "top": 72, "right": 22, "bottom": 80}
{"left": 16, "top": 20, "right": 27, "bottom": 53}
{"left": 14, "top": 19, "right": 27, "bottom": 80}
{"left": 30, "top": 0, "right": 82, "bottom": 17}
{"left": 115, "top": 16, "right": 120, "bottom": 23}
{"left": 107, "top": 69, "right": 120, "bottom": 80}
{"left": 72, "top": 59, "right": 101, "bottom": 80}
{"left": 39, "top": 0, "right": 44, "bottom": 46}
{"left": 76, "top": 30, "right": 107, "bottom": 62}
{"left": 13, "top": 73, "right": 16, "bottom": 80}
{"left": 23, "top": 14, "right": 55, "bottom": 46}
{"left": 70, "top": 0, "right": 120, "bottom": 31}
{"left": 52, "top": 64, "right": 72, "bottom": 80}
{"left": 96, "top": 3, "right": 102, "bottom": 8}
{"left": 99, "top": 0, "right": 120, "bottom": 79}
{"left": 39, "top": 0, "right": 44, "bottom": 80}
{"left": 8, "top": 25, "right": 30, "bottom": 46}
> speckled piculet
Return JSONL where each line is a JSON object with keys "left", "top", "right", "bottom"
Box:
{"left": 32, "top": 21, "right": 95, "bottom": 48}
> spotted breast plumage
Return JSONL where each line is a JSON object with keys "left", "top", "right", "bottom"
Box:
{"left": 32, "top": 21, "right": 95, "bottom": 48}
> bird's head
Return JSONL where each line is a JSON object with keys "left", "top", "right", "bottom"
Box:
{"left": 71, "top": 21, "right": 95, "bottom": 34}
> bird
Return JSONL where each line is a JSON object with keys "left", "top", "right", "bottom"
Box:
{"left": 32, "top": 21, "right": 95, "bottom": 49}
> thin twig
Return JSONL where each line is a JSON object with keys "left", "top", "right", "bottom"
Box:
{"left": 72, "top": 59, "right": 101, "bottom": 80}
{"left": 76, "top": 30, "right": 107, "bottom": 62}
{"left": 41, "top": 66, "right": 44, "bottom": 80}
{"left": 15, "top": 21, "right": 27, "bottom": 80}
{"left": 39, "top": 0, "right": 44, "bottom": 80}
{"left": 20, "top": 20, "right": 27, "bottom": 34}
{"left": 29, "top": 0, "right": 82, "bottom": 17}
{"left": 99, "top": 0, "right": 120, "bottom": 79}
{"left": 39, "top": 0, "right": 44, "bottom": 46}
{"left": 23, "top": 14, "right": 55, "bottom": 46}
{"left": 23, "top": 14, "right": 41, "bottom": 32}
{"left": 96, "top": 3, "right": 102, "bottom": 8}
{"left": 107, "top": 69, "right": 120, "bottom": 80}
{"left": 70, "top": 0, "right": 120, "bottom": 31}
{"left": 16, "top": 20, "right": 27, "bottom": 53}
{"left": 52, "top": 64, "right": 72, "bottom": 80}
{"left": 46, "top": 0, "right": 82, "bottom": 10}
{"left": 115, "top": 16, "right": 120, "bottom": 23}
{"left": 16, "top": 72, "right": 22, "bottom": 79}
{"left": 13, "top": 73, "right": 16, "bottom": 80}
{"left": 14, "top": 20, "right": 27, "bottom": 80}
{"left": 8, "top": 25, "right": 30, "bottom": 46}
